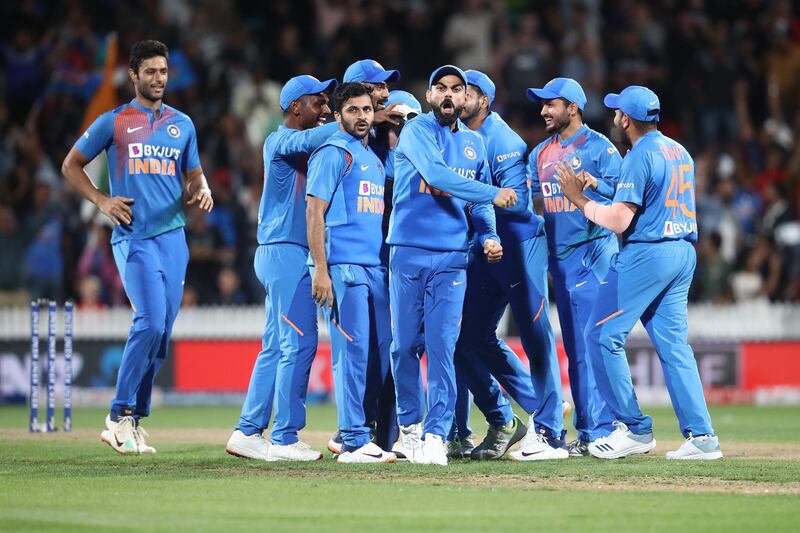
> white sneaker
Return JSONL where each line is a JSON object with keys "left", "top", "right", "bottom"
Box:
{"left": 100, "top": 415, "right": 138, "bottom": 455}
{"left": 225, "top": 430, "right": 276, "bottom": 461}
{"left": 666, "top": 434, "right": 723, "bottom": 460}
{"left": 422, "top": 433, "right": 448, "bottom": 466}
{"left": 588, "top": 422, "right": 656, "bottom": 459}
{"left": 391, "top": 438, "right": 407, "bottom": 460}
{"left": 508, "top": 424, "right": 569, "bottom": 461}
{"left": 399, "top": 423, "right": 424, "bottom": 463}
{"left": 337, "top": 442, "right": 397, "bottom": 464}
{"left": 134, "top": 424, "right": 156, "bottom": 454}
{"left": 267, "top": 440, "right": 323, "bottom": 461}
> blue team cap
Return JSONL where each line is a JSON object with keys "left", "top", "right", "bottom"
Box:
{"left": 465, "top": 69, "right": 496, "bottom": 107}
{"left": 604, "top": 85, "right": 660, "bottom": 122}
{"left": 279, "top": 75, "right": 338, "bottom": 110}
{"left": 386, "top": 90, "right": 422, "bottom": 118}
{"left": 527, "top": 78, "right": 587, "bottom": 110}
{"left": 343, "top": 59, "right": 401, "bottom": 84}
{"left": 429, "top": 65, "right": 467, "bottom": 88}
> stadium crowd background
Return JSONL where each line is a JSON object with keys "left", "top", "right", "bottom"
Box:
{"left": 2, "top": 0, "right": 800, "bottom": 310}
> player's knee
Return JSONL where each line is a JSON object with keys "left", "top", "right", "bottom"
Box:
{"left": 133, "top": 313, "right": 166, "bottom": 340}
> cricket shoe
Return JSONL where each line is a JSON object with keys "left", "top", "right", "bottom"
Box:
{"left": 267, "top": 441, "right": 324, "bottom": 461}
{"left": 471, "top": 415, "right": 527, "bottom": 460}
{"left": 508, "top": 430, "right": 569, "bottom": 461}
{"left": 134, "top": 423, "right": 156, "bottom": 454}
{"left": 391, "top": 438, "right": 407, "bottom": 460}
{"left": 327, "top": 431, "right": 343, "bottom": 455}
{"left": 100, "top": 415, "right": 139, "bottom": 455}
{"left": 588, "top": 422, "right": 656, "bottom": 459}
{"left": 422, "top": 433, "right": 448, "bottom": 466}
{"left": 447, "top": 436, "right": 476, "bottom": 459}
{"left": 337, "top": 442, "right": 397, "bottom": 464}
{"left": 566, "top": 439, "right": 590, "bottom": 457}
{"left": 225, "top": 430, "right": 276, "bottom": 461}
{"left": 398, "top": 423, "right": 424, "bottom": 463}
{"left": 666, "top": 434, "right": 723, "bottom": 460}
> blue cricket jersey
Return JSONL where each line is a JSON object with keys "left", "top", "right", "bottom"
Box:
{"left": 75, "top": 99, "right": 201, "bottom": 244}
{"left": 257, "top": 122, "right": 339, "bottom": 247}
{"left": 528, "top": 124, "right": 622, "bottom": 260}
{"left": 388, "top": 112, "right": 499, "bottom": 252}
{"left": 475, "top": 112, "right": 541, "bottom": 243}
{"left": 613, "top": 130, "right": 698, "bottom": 244}
{"left": 307, "top": 130, "right": 386, "bottom": 266}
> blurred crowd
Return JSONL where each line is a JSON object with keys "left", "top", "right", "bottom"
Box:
{"left": 2, "top": 0, "right": 800, "bottom": 309}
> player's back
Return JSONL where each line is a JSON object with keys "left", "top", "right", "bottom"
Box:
{"left": 620, "top": 131, "right": 697, "bottom": 244}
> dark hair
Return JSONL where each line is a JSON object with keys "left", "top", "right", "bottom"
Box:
{"left": 630, "top": 117, "right": 658, "bottom": 131}
{"left": 129, "top": 40, "right": 169, "bottom": 75}
{"left": 468, "top": 84, "right": 485, "bottom": 98}
{"left": 333, "top": 82, "right": 373, "bottom": 112}
{"left": 557, "top": 97, "right": 583, "bottom": 119}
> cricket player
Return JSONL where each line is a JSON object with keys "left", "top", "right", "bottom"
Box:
{"left": 225, "top": 74, "right": 338, "bottom": 462}
{"left": 62, "top": 40, "right": 213, "bottom": 455}
{"left": 388, "top": 65, "right": 517, "bottom": 465}
{"left": 556, "top": 85, "right": 723, "bottom": 460}
{"left": 306, "top": 82, "right": 396, "bottom": 463}
{"left": 455, "top": 70, "right": 567, "bottom": 461}
{"left": 526, "top": 78, "right": 621, "bottom": 456}
{"left": 326, "top": 60, "right": 403, "bottom": 455}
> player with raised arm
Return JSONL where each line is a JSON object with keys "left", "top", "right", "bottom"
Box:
{"left": 388, "top": 65, "right": 516, "bottom": 465}
{"left": 556, "top": 85, "right": 723, "bottom": 460}
{"left": 62, "top": 40, "right": 213, "bottom": 455}
{"left": 306, "top": 82, "right": 395, "bottom": 463}
{"left": 525, "top": 78, "right": 621, "bottom": 456}
{"left": 225, "top": 75, "right": 337, "bottom": 462}
{"left": 455, "top": 70, "right": 566, "bottom": 461}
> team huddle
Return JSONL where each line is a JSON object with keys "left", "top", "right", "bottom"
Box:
{"left": 64, "top": 40, "right": 723, "bottom": 465}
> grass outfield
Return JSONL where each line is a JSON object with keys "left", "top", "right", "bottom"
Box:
{"left": 1, "top": 405, "right": 799, "bottom": 531}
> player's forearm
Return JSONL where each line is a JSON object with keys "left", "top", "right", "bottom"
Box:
{"left": 470, "top": 203, "right": 500, "bottom": 246}
{"left": 185, "top": 169, "right": 210, "bottom": 197}
{"left": 306, "top": 202, "right": 329, "bottom": 272}
{"left": 61, "top": 154, "right": 106, "bottom": 206}
{"left": 583, "top": 200, "right": 636, "bottom": 234}
{"left": 420, "top": 159, "right": 499, "bottom": 203}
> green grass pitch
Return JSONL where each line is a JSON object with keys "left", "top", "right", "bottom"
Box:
{"left": 1, "top": 404, "right": 798, "bottom": 531}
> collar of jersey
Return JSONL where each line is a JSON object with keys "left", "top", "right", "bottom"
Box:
{"left": 632, "top": 129, "right": 662, "bottom": 148}
{"left": 130, "top": 98, "right": 164, "bottom": 116}
{"left": 558, "top": 124, "right": 588, "bottom": 147}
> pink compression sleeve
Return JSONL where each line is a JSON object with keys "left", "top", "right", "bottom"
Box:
{"left": 584, "top": 200, "right": 636, "bottom": 234}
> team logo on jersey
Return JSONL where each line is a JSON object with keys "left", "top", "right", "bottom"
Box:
{"left": 167, "top": 124, "right": 181, "bottom": 138}
{"left": 571, "top": 155, "right": 582, "bottom": 169}
{"left": 464, "top": 146, "right": 477, "bottom": 160}
{"left": 128, "top": 143, "right": 143, "bottom": 158}
{"left": 359, "top": 180, "right": 371, "bottom": 195}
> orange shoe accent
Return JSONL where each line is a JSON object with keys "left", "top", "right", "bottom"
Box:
{"left": 280, "top": 313, "right": 305, "bottom": 336}
{"left": 595, "top": 309, "right": 624, "bottom": 327}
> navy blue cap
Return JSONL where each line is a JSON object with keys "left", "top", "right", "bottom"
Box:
{"left": 604, "top": 85, "right": 660, "bottom": 122}
{"left": 386, "top": 90, "right": 422, "bottom": 118}
{"left": 279, "top": 75, "right": 338, "bottom": 110}
{"left": 527, "top": 78, "right": 587, "bottom": 110}
{"left": 465, "top": 69, "right": 496, "bottom": 107}
{"left": 428, "top": 65, "right": 467, "bottom": 88}
{"left": 343, "top": 59, "right": 401, "bottom": 84}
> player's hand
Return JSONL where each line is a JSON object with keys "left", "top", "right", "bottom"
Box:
{"left": 97, "top": 195, "right": 134, "bottom": 226}
{"left": 579, "top": 170, "right": 598, "bottom": 191}
{"left": 483, "top": 239, "right": 503, "bottom": 263}
{"left": 312, "top": 269, "right": 334, "bottom": 308}
{"left": 555, "top": 162, "right": 583, "bottom": 202}
{"left": 373, "top": 103, "right": 405, "bottom": 126}
{"left": 492, "top": 188, "right": 517, "bottom": 208}
{"left": 186, "top": 187, "right": 214, "bottom": 212}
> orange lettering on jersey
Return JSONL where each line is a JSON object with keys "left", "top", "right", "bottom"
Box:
{"left": 128, "top": 160, "right": 134, "bottom": 173}
{"left": 150, "top": 159, "right": 161, "bottom": 173}
{"left": 419, "top": 178, "right": 450, "bottom": 197}
{"left": 555, "top": 196, "right": 564, "bottom": 212}
{"left": 166, "top": 160, "right": 175, "bottom": 175}
{"left": 134, "top": 159, "right": 149, "bottom": 174}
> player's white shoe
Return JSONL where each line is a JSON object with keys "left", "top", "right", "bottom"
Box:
{"left": 508, "top": 431, "right": 569, "bottom": 461}
{"left": 337, "top": 442, "right": 397, "bottom": 464}
{"left": 267, "top": 440, "right": 324, "bottom": 461}
{"left": 399, "top": 423, "right": 424, "bottom": 463}
{"left": 666, "top": 435, "right": 723, "bottom": 460}
{"left": 422, "top": 433, "right": 448, "bottom": 466}
{"left": 100, "top": 415, "right": 139, "bottom": 455}
{"left": 134, "top": 424, "right": 156, "bottom": 454}
{"left": 588, "top": 422, "right": 656, "bottom": 459}
{"left": 225, "top": 430, "right": 276, "bottom": 461}
{"left": 327, "top": 431, "right": 343, "bottom": 455}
